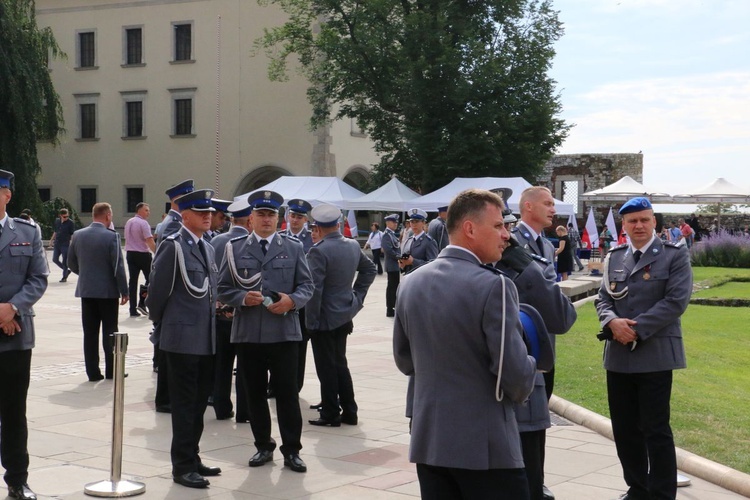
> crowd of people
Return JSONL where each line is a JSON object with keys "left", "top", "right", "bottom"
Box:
{"left": 0, "top": 169, "right": 691, "bottom": 500}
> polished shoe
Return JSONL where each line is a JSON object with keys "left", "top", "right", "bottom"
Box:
{"left": 386, "top": 308, "right": 395, "bottom": 317}
{"left": 155, "top": 405, "right": 172, "bottom": 413}
{"left": 136, "top": 305, "right": 149, "bottom": 316}
{"left": 283, "top": 453, "right": 307, "bottom": 473}
{"left": 216, "top": 410, "right": 235, "bottom": 420}
{"left": 8, "top": 483, "right": 37, "bottom": 500}
{"left": 248, "top": 450, "right": 273, "bottom": 467}
{"left": 59, "top": 277, "right": 67, "bottom": 283}
{"left": 88, "top": 374, "right": 104, "bottom": 382}
{"left": 105, "top": 373, "right": 128, "bottom": 380}
{"left": 129, "top": 311, "right": 140, "bottom": 317}
{"left": 341, "top": 414, "right": 358, "bottom": 425}
{"left": 309, "top": 402, "right": 323, "bottom": 410}
{"left": 172, "top": 471, "right": 209, "bottom": 488}
{"left": 309, "top": 417, "right": 341, "bottom": 427}
{"left": 542, "top": 484, "right": 555, "bottom": 499}
{"left": 197, "top": 463, "right": 222, "bottom": 476}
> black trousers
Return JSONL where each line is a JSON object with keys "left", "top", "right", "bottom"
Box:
{"left": 0, "top": 350, "right": 31, "bottom": 487}
{"left": 386, "top": 271, "right": 400, "bottom": 311}
{"left": 165, "top": 351, "right": 214, "bottom": 476}
{"left": 126, "top": 251, "right": 151, "bottom": 313}
{"left": 416, "top": 463, "right": 529, "bottom": 500}
{"left": 371, "top": 248, "right": 383, "bottom": 274}
{"left": 237, "top": 342, "right": 302, "bottom": 456}
{"left": 520, "top": 430, "right": 546, "bottom": 500}
{"left": 268, "top": 308, "right": 309, "bottom": 393}
{"left": 310, "top": 321, "right": 357, "bottom": 421}
{"left": 607, "top": 370, "right": 676, "bottom": 500}
{"left": 212, "top": 318, "right": 248, "bottom": 419}
{"left": 52, "top": 243, "right": 70, "bottom": 278}
{"left": 81, "top": 298, "right": 118, "bottom": 379}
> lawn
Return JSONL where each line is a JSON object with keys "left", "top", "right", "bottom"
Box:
{"left": 692, "top": 281, "right": 750, "bottom": 299}
{"left": 555, "top": 267, "right": 750, "bottom": 474}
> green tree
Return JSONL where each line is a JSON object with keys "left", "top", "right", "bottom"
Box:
{"left": 256, "top": 0, "right": 569, "bottom": 192}
{"left": 0, "top": 0, "right": 64, "bottom": 215}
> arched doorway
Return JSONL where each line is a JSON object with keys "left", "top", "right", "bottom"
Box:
{"left": 234, "top": 165, "right": 292, "bottom": 196}
{"left": 342, "top": 166, "right": 370, "bottom": 191}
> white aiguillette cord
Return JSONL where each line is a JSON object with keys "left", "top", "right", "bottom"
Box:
{"left": 225, "top": 240, "right": 263, "bottom": 290}
{"left": 171, "top": 240, "right": 210, "bottom": 299}
{"left": 495, "top": 275, "right": 506, "bottom": 402}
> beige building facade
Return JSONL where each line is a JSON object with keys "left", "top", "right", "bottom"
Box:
{"left": 36, "top": 0, "right": 378, "bottom": 226}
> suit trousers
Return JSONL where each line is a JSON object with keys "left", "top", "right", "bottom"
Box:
{"left": 607, "top": 370, "right": 676, "bottom": 500}
{"left": 52, "top": 243, "right": 70, "bottom": 278}
{"left": 237, "top": 341, "right": 302, "bottom": 455}
{"left": 386, "top": 271, "right": 400, "bottom": 310}
{"left": 165, "top": 351, "right": 214, "bottom": 476}
{"left": 520, "top": 430, "right": 546, "bottom": 500}
{"left": 126, "top": 251, "right": 151, "bottom": 313}
{"left": 371, "top": 248, "right": 383, "bottom": 274}
{"left": 81, "top": 298, "right": 118, "bottom": 379}
{"left": 310, "top": 321, "right": 357, "bottom": 421}
{"left": 268, "top": 307, "right": 309, "bottom": 393}
{"left": 212, "top": 318, "right": 248, "bottom": 419}
{"left": 416, "top": 463, "right": 530, "bottom": 500}
{"left": 0, "top": 349, "right": 31, "bottom": 488}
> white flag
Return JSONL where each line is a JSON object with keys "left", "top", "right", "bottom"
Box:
{"left": 347, "top": 210, "right": 358, "bottom": 238}
{"left": 583, "top": 207, "right": 598, "bottom": 249}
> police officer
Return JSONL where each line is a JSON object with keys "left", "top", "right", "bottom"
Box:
{"left": 218, "top": 190, "right": 314, "bottom": 473}
{"left": 305, "top": 204, "right": 376, "bottom": 427}
{"left": 381, "top": 214, "right": 401, "bottom": 317}
{"left": 0, "top": 170, "right": 49, "bottom": 500}
{"left": 205, "top": 198, "right": 232, "bottom": 242}
{"left": 426, "top": 205, "right": 449, "bottom": 252}
{"left": 398, "top": 208, "right": 438, "bottom": 274}
{"left": 155, "top": 179, "right": 194, "bottom": 247}
{"left": 147, "top": 188, "right": 221, "bottom": 489}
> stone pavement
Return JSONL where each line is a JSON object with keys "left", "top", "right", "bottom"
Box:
{"left": 20, "top": 253, "right": 746, "bottom": 499}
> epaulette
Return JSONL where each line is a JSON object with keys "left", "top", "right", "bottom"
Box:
{"left": 229, "top": 234, "right": 248, "bottom": 243}
{"left": 286, "top": 232, "right": 300, "bottom": 241}
{"left": 480, "top": 263, "right": 508, "bottom": 277}
{"left": 609, "top": 243, "right": 628, "bottom": 252}
{"left": 280, "top": 232, "right": 302, "bottom": 247}
{"left": 663, "top": 241, "right": 680, "bottom": 248}
{"left": 165, "top": 233, "right": 181, "bottom": 241}
{"left": 424, "top": 234, "right": 434, "bottom": 241}
{"left": 531, "top": 254, "right": 551, "bottom": 265}
{"left": 511, "top": 226, "right": 520, "bottom": 233}
{"left": 13, "top": 217, "right": 37, "bottom": 227}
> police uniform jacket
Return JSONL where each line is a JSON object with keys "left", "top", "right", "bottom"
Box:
{"left": 381, "top": 228, "right": 401, "bottom": 273}
{"left": 285, "top": 227, "right": 313, "bottom": 254}
{"left": 401, "top": 232, "right": 438, "bottom": 272}
{"left": 394, "top": 246, "right": 536, "bottom": 470}
{"left": 511, "top": 222, "right": 557, "bottom": 281}
{"left": 155, "top": 209, "right": 182, "bottom": 247}
{"left": 210, "top": 225, "right": 250, "bottom": 269}
{"left": 0, "top": 217, "right": 49, "bottom": 353}
{"left": 217, "top": 233, "right": 314, "bottom": 343}
{"left": 67, "top": 222, "right": 128, "bottom": 299}
{"left": 147, "top": 227, "right": 218, "bottom": 355}
{"left": 595, "top": 239, "right": 691, "bottom": 373}
{"left": 427, "top": 217, "right": 448, "bottom": 251}
{"left": 305, "top": 231, "right": 376, "bottom": 332}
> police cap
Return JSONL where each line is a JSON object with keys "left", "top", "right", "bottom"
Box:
{"left": 175, "top": 188, "right": 216, "bottom": 212}
{"left": 0, "top": 170, "right": 14, "bottom": 189}
{"left": 288, "top": 199, "right": 312, "bottom": 216}
{"left": 166, "top": 179, "right": 194, "bottom": 199}
{"left": 384, "top": 213, "right": 400, "bottom": 222}
{"left": 211, "top": 198, "right": 233, "bottom": 213}
{"left": 310, "top": 203, "right": 342, "bottom": 227}
{"left": 248, "top": 190, "right": 283, "bottom": 212}
{"left": 227, "top": 198, "right": 253, "bottom": 218}
{"left": 407, "top": 208, "right": 427, "bottom": 221}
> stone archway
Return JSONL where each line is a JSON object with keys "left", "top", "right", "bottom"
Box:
{"left": 342, "top": 165, "right": 371, "bottom": 191}
{"left": 234, "top": 165, "right": 292, "bottom": 196}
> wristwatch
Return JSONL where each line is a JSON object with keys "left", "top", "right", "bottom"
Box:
{"left": 10, "top": 303, "right": 18, "bottom": 315}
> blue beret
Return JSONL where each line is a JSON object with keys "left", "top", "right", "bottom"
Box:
{"left": 175, "top": 188, "right": 216, "bottom": 212}
{"left": 248, "top": 190, "right": 283, "bottom": 212}
{"left": 619, "top": 197, "right": 652, "bottom": 215}
{"left": 211, "top": 198, "right": 233, "bottom": 213}
{"left": 0, "top": 170, "right": 14, "bottom": 189}
{"left": 407, "top": 208, "right": 428, "bottom": 221}
{"left": 288, "top": 199, "right": 312, "bottom": 215}
{"left": 310, "top": 204, "right": 342, "bottom": 227}
{"left": 227, "top": 198, "right": 253, "bottom": 218}
{"left": 166, "top": 179, "right": 194, "bottom": 199}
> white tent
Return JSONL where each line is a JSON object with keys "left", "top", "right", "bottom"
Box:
{"left": 580, "top": 175, "right": 673, "bottom": 202}
{"left": 343, "top": 177, "right": 421, "bottom": 211}
{"left": 235, "top": 176, "right": 365, "bottom": 208}
{"left": 409, "top": 177, "right": 576, "bottom": 215}
{"left": 671, "top": 177, "right": 750, "bottom": 203}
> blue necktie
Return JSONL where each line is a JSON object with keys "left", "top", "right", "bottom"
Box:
{"left": 260, "top": 239, "right": 268, "bottom": 255}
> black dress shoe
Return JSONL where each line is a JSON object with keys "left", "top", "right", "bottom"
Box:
{"left": 197, "top": 463, "right": 222, "bottom": 476}
{"left": 341, "top": 414, "right": 358, "bottom": 425}
{"left": 173, "top": 471, "right": 209, "bottom": 488}
{"left": 309, "top": 402, "right": 323, "bottom": 410}
{"left": 8, "top": 483, "right": 37, "bottom": 500}
{"left": 105, "top": 373, "right": 128, "bottom": 380}
{"left": 309, "top": 417, "right": 341, "bottom": 427}
{"left": 248, "top": 449, "right": 273, "bottom": 467}
{"left": 216, "top": 410, "right": 235, "bottom": 420}
{"left": 542, "top": 484, "right": 555, "bottom": 499}
{"left": 155, "top": 405, "right": 172, "bottom": 413}
{"left": 283, "top": 453, "right": 307, "bottom": 473}
{"left": 236, "top": 415, "right": 251, "bottom": 423}
{"left": 386, "top": 309, "right": 395, "bottom": 317}
{"left": 88, "top": 374, "right": 104, "bottom": 382}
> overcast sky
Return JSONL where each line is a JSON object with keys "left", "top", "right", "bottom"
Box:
{"left": 549, "top": 0, "right": 750, "bottom": 200}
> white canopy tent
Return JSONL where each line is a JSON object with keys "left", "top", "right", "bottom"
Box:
{"left": 235, "top": 176, "right": 365, "bottom": 208}
{"left": 408, "top": 177, "right": 576, "bottom": 215}
{"left": 343, "top": 177, "right": 421, "bottom": 211}
{"left": 580, "top": 175, "right": 673, "bottom": 203}
{"left": 671, "top": 177, "right": 750, "bottom": 204}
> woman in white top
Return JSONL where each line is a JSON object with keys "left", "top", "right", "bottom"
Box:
{"left": 364, "top": 223, "right": 384, "bottom": 274}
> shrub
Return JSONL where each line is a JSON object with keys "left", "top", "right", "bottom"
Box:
{"left": 691, "top": 230, "right": 750, "bottom": 268}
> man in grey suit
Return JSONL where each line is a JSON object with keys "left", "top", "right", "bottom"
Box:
{"left": 306, "top": 204, "right": 376, "bottom": 427}
{"left": 381, "top": 214, "right": 401, "bottom": 317}
{"left": 0, "top": 170, "right": 49, "bottom": 500}
{"left": 595, "top": 197, "right": 691, "bottom": 500}
{"left": 218, "top": 190, "right": 314, "bottom": 473}
{"left": 67, "top": 203, "right": 128, "bottom": 382}
{"left": 147, "top": 188, "right": 222, "bottom": 489}
{"left": 394, "top": 189, "right": 537, "bottom": 500}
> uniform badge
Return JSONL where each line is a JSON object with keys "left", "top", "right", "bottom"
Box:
{"left": 643, "top": 272, "right": 651, "bottom": 280}
{"left": 643, "top": 264, "right": 652, "bottom": 280}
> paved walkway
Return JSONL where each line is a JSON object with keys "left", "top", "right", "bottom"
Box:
{"left": 22, "top": 255, "right": 746, "bottom": 499}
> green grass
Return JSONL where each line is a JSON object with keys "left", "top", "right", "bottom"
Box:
{"left": 693, "top": 281, "right": 750, "bottom": 299}
{"left": 555, "top": 274, "right": 750, "bottom": 474}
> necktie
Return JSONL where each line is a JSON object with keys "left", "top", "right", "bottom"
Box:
{"left": 536, "top": 236, "right": 543, "bottom": 254}
{"left": 198, "top": 240, "right": 209, "bottom": 263}
{"left": 260, "top": 239, "right": 268, "bottom": 255}
{"left": 633, "top": 250, "right": 642, "bottom": 263}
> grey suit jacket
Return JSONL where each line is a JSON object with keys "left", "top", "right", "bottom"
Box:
{"left": 381, "top": 228, "right": 401, "bottom": 273}
{"left": 305, "top": 231, "right": 376, "bottom": 332}
{"left": 394, "top": 247, "right": 536, "bottom": 470}
{"left": 0, "top": 218, "right": 49, "bottom": 353}
{"left": 147, "top": 227, "right": 217, "bottom": 355}
{"left": 68, "top": 222, "right": 128, "bottom": 299}
{"left": 217, "top": 232, "right": 314, "bottom": 344}
{"left": 595, "top": 239, "right": 692, "bottom": 373}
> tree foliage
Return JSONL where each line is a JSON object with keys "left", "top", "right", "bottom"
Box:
{"left": 256, "top": 0, "right": 569, "bottom": 192}
{"left": 0, "top": 0, "right": 65, "bottom": 215}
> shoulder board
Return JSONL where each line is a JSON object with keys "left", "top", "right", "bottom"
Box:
{"left": 511, "top": 226, "right": 520, "bottom": 233}
{"left": 282, "top": 232, "right": 298, "bottom": 240}
{"left": 13, "top": 217, "right": 37, "bottom": 227}
{"left": 165, "top": 233, "right": 181, "bottom": 241}
{"left": 480, "top": 263, "right": 508, "bottom": 277}
{"left": 610, "top": 243, "right": 628, "bottom": 252}
{"left": 229, "top": 234, "right": 248, "bottom": 243}
{"left": 424, "top": 234, "right": 434, "bottom": 241}
{"left": 531, "top": 254, "right": 551, "bottom": 265}
{"left": 663, "top": 241, "right": 680, "bottom": 248}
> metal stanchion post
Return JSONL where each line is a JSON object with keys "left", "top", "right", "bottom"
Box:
{"left": 85, "top": 332, "right": 146, "bottom": 497}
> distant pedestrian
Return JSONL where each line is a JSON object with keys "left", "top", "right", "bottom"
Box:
{"left": 124, "top": 202, "right": 155, "bottom": 317}
{"left": 566, "top": 223, "right": 584, "bottom": 271}
{"left": 363, "top": 223, "right": 383, "bottom": 274}
{"left": 49, "top": 208, "right": 75, "bottom": 282}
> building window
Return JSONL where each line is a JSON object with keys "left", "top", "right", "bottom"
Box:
{"left": 80, "top": 187, "right": 97, "bottom": 213}
{"left": 173, "top": 22, "right": 193, "bottom": 62}
{"left": 38, "top": 187, "right": 51, "bottom": 202}
{"left": 350, "top": 118, "right": 367, "bottom": 138}
{"left": 77, "top": 30, "right": 97, "bottom": 69}
{"left": 74, "top": 93, "right": 100, "bottom": 140}
{"left": 169, "top": 87, "right": 196, "bottom": 137}
{"left": 126, "top": 187, "right": 144, "bottom": 213}
{"left": 126, "top": 102, "right": 143, "bottom": 137}
{"left": 124, "top": 27, "right": 143, "bottom": 65}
